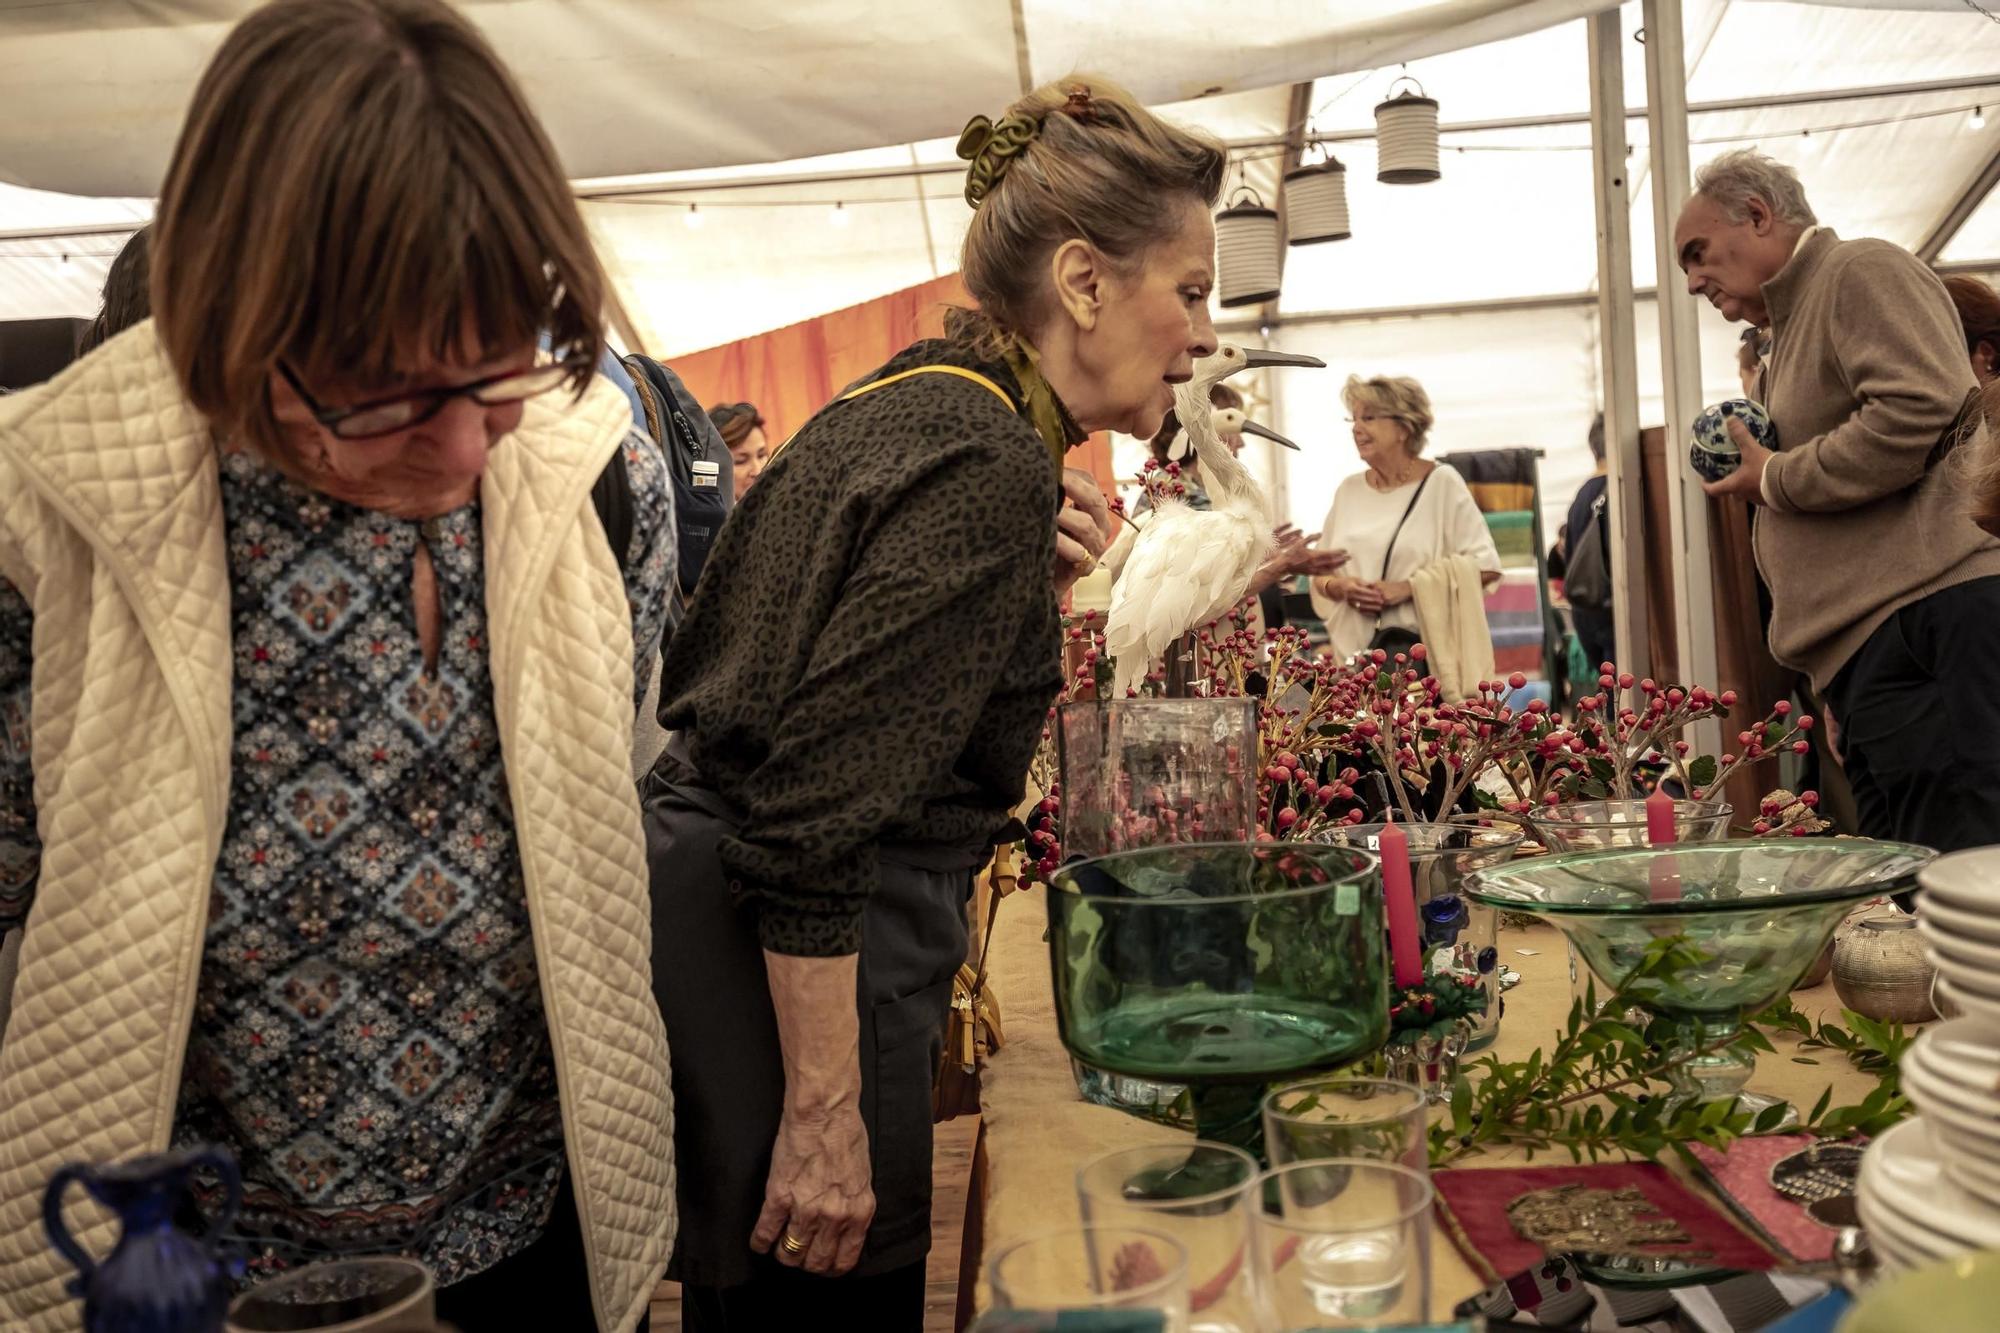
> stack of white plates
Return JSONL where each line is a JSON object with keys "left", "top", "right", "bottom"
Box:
{"left": 1914, "top": 848, "right": 2000, "bottom": 1021}
{"left": 1857, "top": 1118, "right": 2000, "bottom": 1271}
{"left": 1858, "top": 848, "right": 2000, "bottom": 1270}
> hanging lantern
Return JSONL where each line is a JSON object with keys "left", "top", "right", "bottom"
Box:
{"left": 1374, "top": 77, "right": 1440, "bottom": 184}
{"left": 1215, "top": 188, "right": 1281, "bottom": 308}
{"left": 1283, "top": 153, "right": 1350, "bottom": 245}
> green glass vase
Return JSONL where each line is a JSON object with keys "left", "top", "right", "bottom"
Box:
{"left": 1048, "top": 842, "right": 1387, "bottom": 1152}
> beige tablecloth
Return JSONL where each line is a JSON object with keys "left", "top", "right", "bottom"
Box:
{"left": 974, "top": 886, "right": 1880, "bottom": 1314}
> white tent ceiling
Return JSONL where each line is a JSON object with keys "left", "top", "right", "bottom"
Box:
{"left": 3, "top": 0, "right": 1998, "bottom": 539}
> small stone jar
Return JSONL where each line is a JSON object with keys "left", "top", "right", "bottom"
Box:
{"left": 1832, "top": 915, "right": 1937, "bottom": 1025}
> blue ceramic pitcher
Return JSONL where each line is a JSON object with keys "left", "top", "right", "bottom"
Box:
{"left": 43, "top": 1146, "right": 243, "bottom": 1333}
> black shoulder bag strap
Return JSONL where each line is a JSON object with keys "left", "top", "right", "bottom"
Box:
{"left": 1377, "top": 468, "right": 1435, "bottom": 582}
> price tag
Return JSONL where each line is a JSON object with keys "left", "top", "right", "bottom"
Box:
{"left": 1335, "top": 882, "right": 1360, "bottom": 915}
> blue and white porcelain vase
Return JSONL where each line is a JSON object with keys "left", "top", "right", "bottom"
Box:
{"left": 43, "top": 1146, "right": 243, "bottom": 1333}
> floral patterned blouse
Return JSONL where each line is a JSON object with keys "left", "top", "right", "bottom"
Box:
{"left": 0, "top": 431, "right": 674, "bottom": 1285}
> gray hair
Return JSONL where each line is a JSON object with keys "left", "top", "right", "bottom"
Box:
{"left": 1693, "top": 149, "right": 1817, "bottom": 227}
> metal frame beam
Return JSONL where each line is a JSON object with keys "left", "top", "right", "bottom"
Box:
{"left": 1643, "top": 0, "right": 1721, "bottom": 758}
{"left": 1588, "top": 9, "right": 1649, "bottom": 680}
{"left": 1917, "top": 139, "right": 2000, "bottom": 263}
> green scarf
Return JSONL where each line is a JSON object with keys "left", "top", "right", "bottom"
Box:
{"left": 1000, "top": 336, "right": 1087, "bottom": 473}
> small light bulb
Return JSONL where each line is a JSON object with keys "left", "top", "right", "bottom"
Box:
{"left": 1974, "top": 106, "right": 1988, "bottom": 131}
{"left": 830, "top": 201, "right": 851, "bottom": 228}
{"left": 684, "top": 204, "right": 704, "bottom": 230}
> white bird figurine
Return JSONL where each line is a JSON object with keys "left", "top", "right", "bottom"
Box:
{"left": 1103, "top": 343, "right": 1325, "bottom": 696}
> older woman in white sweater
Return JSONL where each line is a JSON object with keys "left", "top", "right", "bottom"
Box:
{"left": 1309, "top": 375, "right": 1502, "bottom": 664}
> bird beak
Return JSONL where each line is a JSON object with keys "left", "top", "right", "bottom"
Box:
{"left": 1240, "top": 418, "right": 1302, "bottom": 451}
{"left": 1240, "top": 348, "right": 1326, "bottom": 371}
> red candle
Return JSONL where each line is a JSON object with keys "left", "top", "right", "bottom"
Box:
{"left": 1379, "top": 817, "right": 1423, "bottom": 990}
{"left": 1646, "top": 786, "right": 1681, "bottom": 902}
{"left": 1646, "top": 786, "right": 1677, "bottom": 847}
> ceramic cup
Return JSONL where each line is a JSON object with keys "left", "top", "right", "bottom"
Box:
{"left": 1688, "top": 398, "right": 1776, "bottom": 483}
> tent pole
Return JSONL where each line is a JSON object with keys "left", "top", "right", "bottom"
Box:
{"left": 1642, "top": 0, "right": 1723, "bottom": 761}
{"left": 1587, "top": 9, "right": 1648, "bottom": 682}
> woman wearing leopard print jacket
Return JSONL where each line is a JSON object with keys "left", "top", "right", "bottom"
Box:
{"left": 645, "top": 75, "right": 1225, "bottom": 1330}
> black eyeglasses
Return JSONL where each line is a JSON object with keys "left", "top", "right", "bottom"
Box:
{"left": 278, "top": 358, "right": 583, "bottom": 441}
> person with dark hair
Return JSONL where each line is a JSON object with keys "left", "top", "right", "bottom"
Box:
{"left": 0, "top": 2, "right": 676, "bottom": 1327}
{"left": 1943, "top": 273, "right": 2000, "bottom": 387}
{"left": 76, "top": 224, "right": 151, "bottom": 357}
{"left": 1557, "top": 412, "right": 1615, "bottom": 673}
{"left": 646, "top": 73, "right": 1220, "bottom": 1329}
{"left": 708, "top": 401, "right": 770, "bottom": 502}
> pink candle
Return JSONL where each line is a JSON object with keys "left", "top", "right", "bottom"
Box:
{"left": 1379, "top": 817, "right": 1423, "bottom": 990}
{"left": 1646, "top": 786, "right": 1677, "bottom": 847}
{"left": 1646, "top": 787, "right": 1681, "bottom": 902}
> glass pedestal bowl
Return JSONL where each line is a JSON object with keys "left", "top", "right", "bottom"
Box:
{"left": 1527, "top": 798, "right": 1734, "bottom": 852}
{"left": 1048, "top": 842, "right": 1386, "bottom": 1152}
{"left": 1464, "top": 839, "right": 1933, "bottom": 1117}
{"left": 1316, "top": 816, "right": 1523, "bottom": 1052}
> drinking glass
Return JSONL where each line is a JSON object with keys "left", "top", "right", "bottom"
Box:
{"left": 1251, "top": 1160, "right": 1433, "bottom": 1331}
{"left": 988, "top": 1224, "right": 1192, "bottom": 1331}
{"left": 226, "top": 1258, "right": 442, "bottom": 1332}
{"left": 1260, "top": 1077, "right": 1429, "bottom": 1176}
{"left": 1077, "top": 1143, "right": 1259, "bottom": 1333}
{"left": 1058, "top": 697, "right": 1260, "bottom": 858}
{"left": 1059, "top": 697, "right": 1261, "bottom": 1125}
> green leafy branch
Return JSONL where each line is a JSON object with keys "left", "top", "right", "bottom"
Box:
{"left": 1429, "top": 937, "right": 1911, "bottom": 1167}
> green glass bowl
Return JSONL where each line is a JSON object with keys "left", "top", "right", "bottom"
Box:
{"left": 1464, "top": 838, "right": 1933, "bottom": 1109}
{"left": 1047, "top": 842, "right": 1386, "bottom": 1086}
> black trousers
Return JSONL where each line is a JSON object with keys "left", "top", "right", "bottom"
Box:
{"left": 681, "top": 1257, "right": 926, "bottom": 1332}
{"left": 435, "top": 1174, "right": 650, "bottom": 1333}
{"left": 1824, "top": 577, "right": 2000, "bottom": 856}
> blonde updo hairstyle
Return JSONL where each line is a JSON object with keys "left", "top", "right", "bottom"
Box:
{"left": 952, "top": 75, "right": 1226, "bottom": 351}
{"left": 1342, "top": 374, "right": 1435, "bottom": 456}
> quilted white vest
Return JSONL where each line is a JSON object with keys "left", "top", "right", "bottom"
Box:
{"left": 0, "top": 324, "right": 674, "bottom": 1333}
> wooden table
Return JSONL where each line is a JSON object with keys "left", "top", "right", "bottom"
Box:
{"left": 969, "top": 885, "right": 1881, "bottom": 1319}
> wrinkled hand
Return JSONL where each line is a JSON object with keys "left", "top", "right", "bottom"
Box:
{"left": 751, "top": 1099, "right": 876, "bottom": 1276}
{"left": 1054, "top": 467, "right": 1112, "bottom": 597}
{"left": 1700, "top": 417, "right": 1772, "bottom": 504}
{"left": 1268, "top": 525, "right": 1350, "bottom": 578}
{"left": 1346, "top": 581, "right": 1387, "bottom": 615}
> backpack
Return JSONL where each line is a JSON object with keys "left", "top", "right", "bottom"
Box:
{"left": 1565, "top": 490, "right": 1612, "bottom": 610}
{"left": 624, "top": 350, "right": 736, "bottom": 592}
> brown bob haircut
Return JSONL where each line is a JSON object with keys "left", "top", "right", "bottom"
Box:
{"left": 151, "top": 0, "right": 606, "bottom": 461}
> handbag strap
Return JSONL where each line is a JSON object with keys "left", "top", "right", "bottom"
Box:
{"left": 1377, "top": 467, "right": 1435, "bottom": 581}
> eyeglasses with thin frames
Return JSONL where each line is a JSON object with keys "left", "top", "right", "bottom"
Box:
{"left": 278, "top": 357, "right": 584, "bottom": 441}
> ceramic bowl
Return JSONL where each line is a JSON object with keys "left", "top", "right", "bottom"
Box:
{"left": 1934, "top": 973, "right": 2000, "bottom": 1024}
{"left": 1859, "top": 1118, "right": 2000, "bottom": 1252}
{"left": 1917, "top": 846, "right": 2000, "bottom": 910}
{"left": 1898, "top": 1059, "right": 2000, "bottom": 1165}
{"left": 1857, "top": 1189, "right": 1946, "bottom": 1272}
{"left": 1841, "top": 1249, "right": 2000, "bottom": 1332}
{"left": 1920, "top": 893, "right": 2000, "bottom": 949}
{"left": 1687, "top": 398, "right": 1775, "bottom": 483}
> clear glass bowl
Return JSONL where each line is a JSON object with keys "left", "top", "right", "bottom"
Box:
{"left": 1315, "top": 816, "right": 1522, "bottom": 1050}
{"left": 1465, "top": 838, "right": 1933, "bottom": 1111}
{"left": 1527, "top": 797, "right": 1733, "bottom": 852}
{"left": 1048, "top": 842, "right": 1386, "bottom": 1148}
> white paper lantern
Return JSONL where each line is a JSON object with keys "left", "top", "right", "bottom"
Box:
{"left": 1215, "top": 193, "right": 1281, "bottom": 308}
{"left": 1375, "top": 80, "right": 1440, "bottom": 185}
{"left": 1283, "top": 156, "right": 1350, "bottom": 245}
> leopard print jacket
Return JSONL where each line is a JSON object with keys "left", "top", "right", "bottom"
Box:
{"left": 657, "top": 339, "right": 1063, "bottom": 956}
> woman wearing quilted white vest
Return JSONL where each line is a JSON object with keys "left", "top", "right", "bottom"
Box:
{"left": 645, "top": 77, "right": 1221, "bottom": 1330}
{"left": 0, "top": 2, "right": 676, "bottom": 1329}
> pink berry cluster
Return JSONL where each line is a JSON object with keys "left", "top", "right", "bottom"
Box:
{"left": 1137, "top": 456, "right": 1192, "bottom": 505}
{"left": 1569, "top": 663, "right": 1815, "bottom": 803}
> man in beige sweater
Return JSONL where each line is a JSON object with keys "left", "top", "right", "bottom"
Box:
{"left": 1677, "top": 149, "right": 2000, "bottom": 854}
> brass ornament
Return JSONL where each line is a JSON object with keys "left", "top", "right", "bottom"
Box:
{"left": 1505, "top": 1184, "right": 1709, "bottom": 1261}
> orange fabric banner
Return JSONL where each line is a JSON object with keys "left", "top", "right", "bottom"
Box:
{"left": 663, "top": 272, "right": 1119, "bottom": 494}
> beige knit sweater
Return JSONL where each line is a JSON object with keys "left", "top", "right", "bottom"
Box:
{"left": 1756, "top": 228, "right": 2000, "bottom": 692}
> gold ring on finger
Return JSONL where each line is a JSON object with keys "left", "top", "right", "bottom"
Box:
{"left": 781, "top": 1232, "right": 807, "bottom": 1255}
